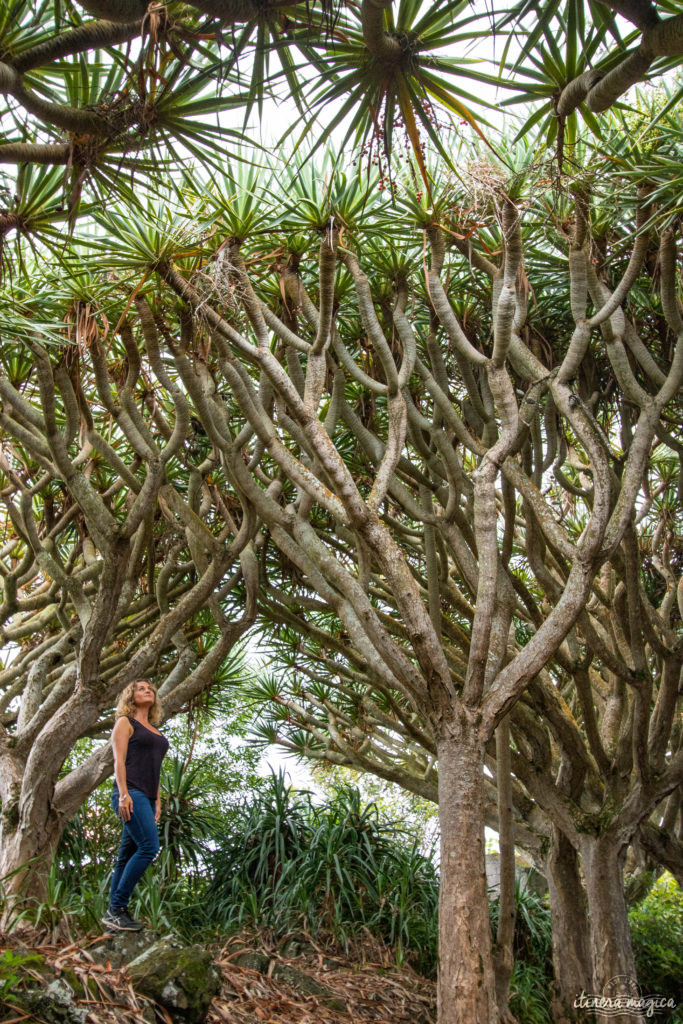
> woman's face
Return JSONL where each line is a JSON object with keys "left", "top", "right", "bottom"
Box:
{"left": 133, "top": 680, "right": 156, "bottom": 707}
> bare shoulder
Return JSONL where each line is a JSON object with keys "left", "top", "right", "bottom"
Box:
{"left": 112, "top": 716, "right": 134, "bottom": 741}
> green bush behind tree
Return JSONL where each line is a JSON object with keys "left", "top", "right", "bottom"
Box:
{"left": 629, "top": 873, "right": 683, "bottom": 1011}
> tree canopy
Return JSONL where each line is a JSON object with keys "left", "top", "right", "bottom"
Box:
{"left": 0, "top": 4, "right": 681, "bottom": 1024}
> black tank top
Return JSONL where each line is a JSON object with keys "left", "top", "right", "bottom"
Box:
{"left": 122, "top": 717, "right": 169, "bottom": 800}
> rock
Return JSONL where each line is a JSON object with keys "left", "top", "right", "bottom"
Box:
{"left": 228, "top": 948, "right": 346, "bottom": 1012}
{"left": 278, "top": 932, "right": 316, "bottom": 958}
{"left": 21, "top": 977, "right": 89, "bottom": 1024}
{"left": 272, "top": 963, "right": 329, "bottom": 996}
{"left": 0, "top": 946, "right": 73, "bottom": 1023}
{"left": 272, "top": 963, "right": 347, "bottom": 1011}
{"left": 231, "top": 950, "right": 270, "bottom": 973}
{"left": 88, "top": 926, "right": 162, "bottom": 970}
{"left": 125, "top": 935, "right": 221, "bottom": 1024}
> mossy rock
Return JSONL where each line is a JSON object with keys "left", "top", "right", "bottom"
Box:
{"left": 88, "top": 927, "right": 161, "bottom": 970}
{"left": 272, "top": 964, "right": 347, "bottom": 1012}
{"left": 59, "top": 967, "right": 88, "bottom": 1000}
{"left": 231, "top": 950, "right": 270, "bottom": 973}
{"left": 126, "top": 935, "right": 221, "bottom": 1024}
{"left": 86, "top": 976, "right": 100, "bottom": 999}
{"left": 0, "top": 948, "right": 69, "bottom": 1023}
{"left": 18, "top": 977, "right": 89, "bottom": 1024}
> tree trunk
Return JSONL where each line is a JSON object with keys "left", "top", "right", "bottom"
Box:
{"left": 546, "top": 825, "right": 593, "bottom": 1023}
{"left": 493, "top": 717, "right": 518, "bottom": 1024}
{"left": 437, "top": 710, "right": 498, "bottom": 1024}
{"left": 579, "top": 833, "right": 644, "bottom": 1024}
{"left": 0, "top": 753, "right": 61, "bottom": 911}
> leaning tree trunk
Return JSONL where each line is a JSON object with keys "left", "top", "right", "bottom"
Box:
{"left": 0, "top": 751, "right": 62, "bottom": 909}
{"left": 579, "top": 832, "right": 644, "bottom": 1024}
{"left": 437, "top": 709, "right": 498, "bottom": 1024}
{"left": 0, "top": 685, "right": 108, "bottom": 911}
{"left": 546, "top": 825, "right": 593, "bottom": 1023}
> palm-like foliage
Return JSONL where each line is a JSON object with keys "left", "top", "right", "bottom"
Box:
{"left": 293, "top": 0, "right": 499, "bottom": 174}
{"left": 499, "top": 0, "right": 629, "bottom": 149}
{"left": 502, "top": 0, "right": 683, "bottom": 129}
{"left": 158, "top": 757, "right": 222, "bottom": 875}
{"left": 206, "top": 772, "right": 440, "bottom": 969}
{"left": 1, "top": 0, "right": 681, "bottom": 244}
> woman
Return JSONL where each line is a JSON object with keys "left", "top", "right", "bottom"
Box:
{"left": 102, "top": 679, "right": 170, "bottom": 932}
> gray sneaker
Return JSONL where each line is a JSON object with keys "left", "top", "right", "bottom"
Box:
{"left": 102, "top": 907, "right": 144, "bottom": 932}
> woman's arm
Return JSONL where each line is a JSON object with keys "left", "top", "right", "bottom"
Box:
{"left": 155, "top": 782, "right": 162, "bottom": 824}
{"left": 112, "top": 717, "right": 134, "bottom": 821}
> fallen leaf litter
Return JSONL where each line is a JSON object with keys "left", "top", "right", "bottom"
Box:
{"left": 1, "top": 928, "right": 435, "bottom": 1024}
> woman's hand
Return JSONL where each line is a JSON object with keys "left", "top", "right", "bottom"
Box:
{"left": 118, "top": 793, "right": 133, "bottom": 821}
{"left": 155, "top": 799, "right": 161, "bottom": 824}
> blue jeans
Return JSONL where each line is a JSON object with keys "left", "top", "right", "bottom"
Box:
{"left": 109, "top": 786, "right": 160, "bottom": 912}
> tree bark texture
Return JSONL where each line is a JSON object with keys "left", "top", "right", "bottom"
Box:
{"left": 437, "top": 712, "right": 498, "bottom": 1024}
{"left": 0, "top": 751, "right": 62, "bottom": 908}
{"left": 493, "top": 717, "right": 518, "bottom": 1024}
{"left": 547, "top": 826, "right": 593, "bottom": 1022}
{"left": 579, "top": 833, "right": 644, "bottom": 1024}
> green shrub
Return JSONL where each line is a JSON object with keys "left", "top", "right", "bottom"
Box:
{"left": 490, "top": 880, "right": 553, "bottom": 968}
{"left": 509, "top": 961, "right": 553, "bottom": 1024}
{"left": 629, "top": 873, "right": 683, "bottom": 1008}
{"left": 206, "top": 771, "right": 440, "bottom": 973}
{"left": 206, "top": 770, "right": 559, "bottom": 998}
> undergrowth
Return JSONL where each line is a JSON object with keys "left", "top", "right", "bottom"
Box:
{"left": 2, "top": 770, "right": 679, "bottom": 1024}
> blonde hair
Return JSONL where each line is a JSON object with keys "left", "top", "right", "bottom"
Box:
{"left": 115, "top": 679, "right": 163, "bottom": 726}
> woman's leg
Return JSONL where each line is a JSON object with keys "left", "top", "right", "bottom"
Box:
{"left": 109, "top": 789, "right": 160, "bottom": 912}
{"left": 109, "top": 827, "right": 138, "bottom": 908}
{"left": 109, "top": 788, "right": 138, "bottom": 906}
